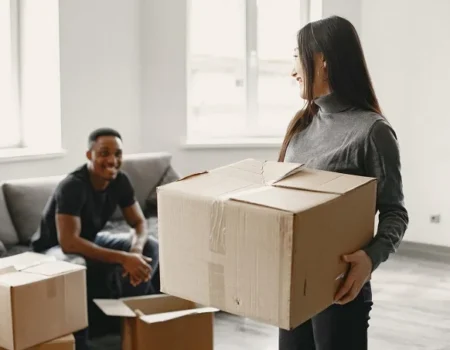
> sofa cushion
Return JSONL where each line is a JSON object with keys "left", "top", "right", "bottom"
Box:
{"left": 111, "top": 152, "right": 174, "bottom": 220}
{"left": 143, "top": 166, "right": 180, "bottom": 218}
{"left": 3, "top": 175, "right": 64, "bottom": 244}
{"left": 4, "top": 244, "right": 31, "bottom": 257}
{"left": 0, "top": 188, "right": 19, "bottom": 246}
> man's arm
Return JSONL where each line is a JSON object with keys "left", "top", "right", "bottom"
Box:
{"left": 55, "top": 179, "right": 125, "bottom": 263}
{"left": 56, "top": 213, "right": 126, "bottom": 264}
{"left": 117, "top": 173, "right": 148, "bottom": 254}
{"left": 57, "top": 213, "right": 151, "bottom": 281}
{"left": 55, "top": 177, "right": 151, "bottom": 281}
{"left": 122, "top": 202, "right": 148, "bottom": 254}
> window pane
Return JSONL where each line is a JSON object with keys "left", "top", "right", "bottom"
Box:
{"left": 256, "top": 0, "right": 303, "bottom": 136}
{"left": 187, "top": 0, "right": 247, "bottom": 139}
{"left": 0, "top": 1, "right": 21, "bottom": 148}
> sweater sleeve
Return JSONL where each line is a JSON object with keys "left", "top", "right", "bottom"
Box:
{"left": 362, "top": 119, "right": 409, "bottom": 271}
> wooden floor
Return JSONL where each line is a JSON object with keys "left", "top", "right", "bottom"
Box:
{"left": 214, "top": 253, "right": 450, "bottom": 350}
{"left": 91, "top": 252, "right": 450, "bottom": 349}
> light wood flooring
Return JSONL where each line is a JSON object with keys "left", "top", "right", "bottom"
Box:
{"left": 91, "top": 250, "right": 450, "bottom": 349}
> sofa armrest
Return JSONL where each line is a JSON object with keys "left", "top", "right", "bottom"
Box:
{"left": 143, "top": 165, "right": 180, "bottom": 218}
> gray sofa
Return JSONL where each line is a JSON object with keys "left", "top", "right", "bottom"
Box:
{"left": 0, "top": 152, "right": 180, "bottom": 258}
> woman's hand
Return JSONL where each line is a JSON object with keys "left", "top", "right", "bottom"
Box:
{"left": 334, "top": 250, "right": 372, "bottom": 305}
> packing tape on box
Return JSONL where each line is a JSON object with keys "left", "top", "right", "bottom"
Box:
{"left": 208, "top": 263, "right": 225, "bottom": 306}
{"left": 47, "top": 278, "right": 58, "bottom": 299}
{"left": 210, "top": 199, "right": 227, "bottom": 255}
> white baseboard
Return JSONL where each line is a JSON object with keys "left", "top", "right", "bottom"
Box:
{"left": 397, "top": 240, "right": 450, "bottom": 263}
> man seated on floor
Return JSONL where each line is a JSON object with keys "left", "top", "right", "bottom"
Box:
{"left": 30, "top": 128, "right": 159, "bottom": 343}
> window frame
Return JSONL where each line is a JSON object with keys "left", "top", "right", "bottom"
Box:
{"left": 185, "top": 0, "right": 313, "bottom": 145}
{"left": 0, "top": 0, "right": 65, "bottom": 162}
{"left": 0, "top": 0, "right": 22, "bottom": 149}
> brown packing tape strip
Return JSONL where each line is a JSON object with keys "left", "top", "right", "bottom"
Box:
{"left": 47, "top": 277, "right": 58, "bottom": 299}
{"left": 208, "top": 263, "right": 225, "bottom": 307}
{"left": 210, "top": 200, "right": 226, "bottom": 255}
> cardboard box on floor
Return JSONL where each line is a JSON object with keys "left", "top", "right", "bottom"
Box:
{"left": 0, "top": 335, "right": 75, "bottom": 350}
{"left": 157, "top": 159, "right": 377, "bottom": 330}
{"left": 0, "top": 252, "right": 88, "bottom": 350}
{"left": 94, "top": 294, "right": 218, "bottom": 350}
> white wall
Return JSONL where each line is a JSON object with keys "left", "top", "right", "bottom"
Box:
{"left": 322, "top": 0, "right": 361, "bottom": 33}
{"left": 140, "top": 0, "right": 280, "bottom": 177}
{"left": 3, "top": 0, "right": 440, "bottom": 248}
{"left": 361, "top": 0, "right": 450, "bottom": 247}
{"left": 0, "top": 0, "right": 142, "bottom": 181}
{"left": 0, "top": 0, "right": 362, "bottom": 181}
{"left": 140, "top": 0, "right": 361, "bottom": 177}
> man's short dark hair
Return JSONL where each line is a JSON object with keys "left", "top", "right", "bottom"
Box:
{"left": 88, "top": 127, "right": 122, "bottom": 149}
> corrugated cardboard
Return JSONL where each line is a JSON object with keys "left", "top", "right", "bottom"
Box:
{"left": 0, "top": 253, "right": 87, "bottom": 350}
{"left": 94, "top": 294, "right": 218, "bottom": 350}
{"left": 0, "top": 334, "right": 75, "bottom": 350}
{"left": 157, "top": 159, "right": 377, "bottom": 330}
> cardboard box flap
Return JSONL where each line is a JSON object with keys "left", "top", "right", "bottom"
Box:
{"left": 22, "top": 261, "right": 85, "bottom": 276}
{"left": 0, "top": 252, "right": 56, "bottom": 271}
{"left": 229, "top": 186, "right": 340, "bottom": 213}
{"left": 139, "top": 307, "right": 219, "bottom": 325}
{"left": 176, "top": 171, "right": 208, "bottom": 182}
{"left": 0, "top": 271, "right": 49, "bottom": 287}
{"left": 159, "top": 169, "right": 263, "bottom": 199}
{"left": 0, "top": 266, "right": 16, "bottom": 276}
{"left": 121, "top": 294, "right": 196, "bottom": 316}
{"left": 210, "top": 159, "right": 304, "bottom": 185}
{"left": 274, "top": 168, "right": 375, "bottom": 194}
{"left": 93, "top": 299, "right": 136, "bottom": 317}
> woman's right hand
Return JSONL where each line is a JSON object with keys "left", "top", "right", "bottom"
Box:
{"left": 121, "top": 252, "right": 153, "bottom": 284}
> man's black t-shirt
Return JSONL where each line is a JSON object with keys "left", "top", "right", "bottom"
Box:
{"left": 31, "top": 164, "right": 136, "bottom": 252}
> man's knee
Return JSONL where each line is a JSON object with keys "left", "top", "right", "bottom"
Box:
{"left": 143, "top": 236, "right": 159, "bottom": 260}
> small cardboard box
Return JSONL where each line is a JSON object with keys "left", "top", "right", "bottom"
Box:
{"left": 94, "top": 294, "right": 218, "bottom": 350}
{"left": 0, "top": 253, "right": 88, "bottom": 350}
{"left": 30, "top": 335, "right": 74, "bottom": 350}
{"left": 157, "top": 159, "right": 377, "bottom": 330}
{"left": 0, "top": 335, "right": 75, "bottom": 350}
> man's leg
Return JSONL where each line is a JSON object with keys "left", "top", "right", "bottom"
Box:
{"left": 94, "top": 232, "right": 160, "bottom": 297}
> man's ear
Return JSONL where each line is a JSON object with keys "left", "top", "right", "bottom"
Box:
{"left": 86, "top": 149, "right": 92, "bottom": 161}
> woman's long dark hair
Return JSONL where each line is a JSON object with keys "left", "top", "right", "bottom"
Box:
{"left": 278, "top": 16, "right": 381, "bottom": 161}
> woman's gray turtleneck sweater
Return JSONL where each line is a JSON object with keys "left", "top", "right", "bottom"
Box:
{"left": 285, "top": 93, "right": 409, "bottom": 271}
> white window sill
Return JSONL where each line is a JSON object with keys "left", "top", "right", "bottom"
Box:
{"left": 182, "top": 137, "right": 283, "bottom": 149}
{"left": 0, "top": 148, "right": 67, "bottom": 163}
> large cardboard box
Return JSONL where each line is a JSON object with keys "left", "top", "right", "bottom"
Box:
{"left": 1, "top": 335, "right": 75, "bottom": 350}
{"left": 0, "top": 253, "right": 88, "bottom": 350}
{"left": 94, "top": 294, "right": 218, "bottom": 350}
{"left": 157, "top": 159, "right": 377, "bottom": 330}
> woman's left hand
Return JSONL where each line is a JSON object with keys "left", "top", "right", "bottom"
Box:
{"left": 334, "top": 250, "right": 372, "bottom": 305}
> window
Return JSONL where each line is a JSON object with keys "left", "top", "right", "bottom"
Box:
{"left": 0, "top": 0, "right": 21, "bottom": 148}
{"left": 0, "top": 0, "right": 63, "bottom": 159}
{"left": 187, "top": 0, "right": 308, "bottom": 143}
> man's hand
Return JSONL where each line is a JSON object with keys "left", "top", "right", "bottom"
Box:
{"left": 121, "top": 252, "right": 152, "bottom": 286}
{"left": 334, "top": 250, "right": 372, "bottom": 305}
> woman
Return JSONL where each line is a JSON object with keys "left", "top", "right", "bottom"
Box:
{"left": 278, "top": 16, "right": 409, "bottom": 350}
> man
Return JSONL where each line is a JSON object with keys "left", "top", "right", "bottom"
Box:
{"left": 31, "top": 128, "right": 159, "bottom": 345}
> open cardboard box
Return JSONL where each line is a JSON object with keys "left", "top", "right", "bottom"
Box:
{"left": 0, "top": 253, "right": 87, "bottom": 350}
{"left": 94, "top": 294, "right": 218, "bottom": 350}
{"left": 157, "top": 158, "right": 377, "bottom": 330}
